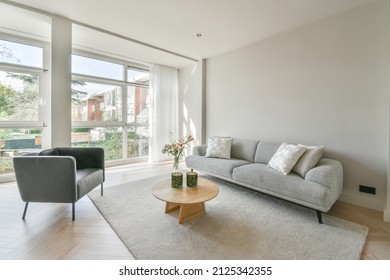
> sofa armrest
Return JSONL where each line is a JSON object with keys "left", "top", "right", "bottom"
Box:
{"left": 305, "top": 158, "right": 343, "bottom": 192}
{"left": 192, "top": 145, "right": 207, "bottom": 156}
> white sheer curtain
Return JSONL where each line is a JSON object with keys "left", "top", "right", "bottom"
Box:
{"left": 149, "top": 64, "right": 179, "bottom": 162}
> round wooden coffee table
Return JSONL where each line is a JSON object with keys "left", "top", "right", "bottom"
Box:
{"left": 152, "top": 177, "right": 219, "bottom": 224}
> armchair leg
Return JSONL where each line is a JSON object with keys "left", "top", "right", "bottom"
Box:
{"left": 22, "top": 202, "right": 29, "bottom": 220}
{"left": 101, "top": 183, "right": 103, "bottom": 196}
{"left": 72, "top": 203, "right": 75, "bottom": 221}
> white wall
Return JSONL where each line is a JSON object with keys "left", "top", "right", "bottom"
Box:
{"left": 386, "top": 98, "right": 390, "bottom": 222}
{"left": 204, "top": 1, "right": 390, "bottom": 211}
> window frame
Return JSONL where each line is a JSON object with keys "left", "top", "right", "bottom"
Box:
{"left": 0, "top": 34, "right": 49, "bottom": 181}
{"left": 71, "top": 50, "right": 150, "bottom": 166}
{"left": 0, "top": 34, "right": 49, "bottom": 128}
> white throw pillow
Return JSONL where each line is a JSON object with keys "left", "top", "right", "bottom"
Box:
{"left": 205, "top": 136, "right": 232, "bottom": 159}
{"left": 292, "top": 145, "right": 324, "bottom": 177}
{"left": 268, "top": 142, "right": 307, "bottom": 175}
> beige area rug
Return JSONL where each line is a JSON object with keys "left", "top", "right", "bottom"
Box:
{"left": 88, "top": 174, "right": 368, "bottom": 260}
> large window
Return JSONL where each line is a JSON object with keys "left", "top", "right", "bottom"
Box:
{"left": 0, "top": 38, "right": 46, "bottom": 176}
{"left": 72, "top": 127, "right": 123, "bottom": 160}
{"left": 72, "top": 54, "right": 123, "bottom": 80}
{"left": 0, "top": 71, "right": 39, "bottom": 121}
{"left": 0, "top": 39, "right": 43, "bottom": 68}
{"left": 71, "top": 82, "right": 122, "bottom": 122}
{"left": 127, "top": 85, "right": 149, "bottom": 158}
{"left": 71, "top": 53, "right": 150, "bottom": 163}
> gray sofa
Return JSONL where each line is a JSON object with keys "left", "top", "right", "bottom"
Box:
{"left": 185, "top": 139, "right": 343, "bottom": 223}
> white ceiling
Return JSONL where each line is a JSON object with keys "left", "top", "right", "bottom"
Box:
{"left": 2, "top": 0, "right": 382, "bottom": 68}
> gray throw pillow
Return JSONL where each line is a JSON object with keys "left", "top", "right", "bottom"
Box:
{"left": 292, "top": 145, "right": 324, "bottom": 177}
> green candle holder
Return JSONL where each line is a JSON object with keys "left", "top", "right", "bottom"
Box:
{"left": 171, "top": 172, "right": 183, "bottom": 188}
{"left": 186, "top": 171, "right": 198, "bottom": 187}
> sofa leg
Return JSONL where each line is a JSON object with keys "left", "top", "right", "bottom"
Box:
{"left": 72, "top": 203, "right": 75, "bottom": 221}
{"left": 101, "top": 183, "right": 103, "bottom": 196}
{"left": 22, "top": 202, "right": 29, "bottom": 220}
{"left": 316, "top": 210, "right": 323, "bottom": 224}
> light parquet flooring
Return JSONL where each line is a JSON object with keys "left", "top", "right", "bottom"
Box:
{"left": 0, "top": 161, "right": 389, "bottom": 260}
{"left": 328, "top": 200, "right": 390, "bottom": 260}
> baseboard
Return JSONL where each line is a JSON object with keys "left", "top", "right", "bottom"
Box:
{"left": 0, "top": 173, "right": 16, "bottom": 184}
{"left": 339, "top": 189, "right": 384, "bottom": 212}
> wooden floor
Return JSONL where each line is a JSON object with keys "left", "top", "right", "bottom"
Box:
{"left": 0, "top": 161, "right": 389, "bottom": 260}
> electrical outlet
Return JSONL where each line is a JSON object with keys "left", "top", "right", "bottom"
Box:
{"left": 359, "top": 185, "right": 376, "bottom": 195}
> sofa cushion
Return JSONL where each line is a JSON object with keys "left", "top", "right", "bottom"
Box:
{"left": 268, "top": 143, "right": 307, "bottom": 175}
{"left": 230, "top": 139, "right": 259, "bottom": 162}
{"left": 186, "top": 155, "right": 250, "bottom": 179}
{"left": 292, "top": 145, "right": 324, "bottom": 177}
{"left": 254, "top": 141, "right": 281, "bottom": 164}
{"left": 205, "top": 136, "right": 232, "bottom": 159}
{"left": 232, "top": 163, "right": 330, "bottom": 210}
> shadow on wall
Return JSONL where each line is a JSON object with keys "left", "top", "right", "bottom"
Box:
{"left": 180, "top": 63, "right": 202, "bottom": 150}
{"left": 324, "top": 149, "right": 386, "bottom": 208}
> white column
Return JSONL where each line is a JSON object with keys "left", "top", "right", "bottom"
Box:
{"left": 50, "top": 16, "right": 72, "bottom": 147}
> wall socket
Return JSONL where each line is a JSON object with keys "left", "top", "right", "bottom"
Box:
{"left": 359, "top": 185, "right": 376, "bottom": 195}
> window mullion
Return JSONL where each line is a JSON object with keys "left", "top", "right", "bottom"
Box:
{"left": 122, "top": 82, "right": 128, "bottom": 159}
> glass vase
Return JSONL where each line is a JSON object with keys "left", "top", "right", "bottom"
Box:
{"left": 173, "top": 156, "right": 180, "bottom": 172}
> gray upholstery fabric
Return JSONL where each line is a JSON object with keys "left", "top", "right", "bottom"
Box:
{"left": 305, "top": 158, "right": 343, "bottom": 209}
{"left": 13, "top": 147, "right": 105, "bottom": 220}
{"left": 232, "top": 163, "right": 332, "bottom": 211}
{"left": 55, "top": 148, "right": 104, "bottom": 172}
{"left": 14, "top": 156, "right": 78, "bottom": 203}
{"left": 77, "top": 168, "right": 104, "bottom": 198}
{"left": 185, "top": 155, "right": 250, "bottom": 179}
{"left": 230, "top": 139, "right": 259, "bottom": 162}
{"left": 39, "top": 148, "right": 60, "bottom": 156}
{"left": 254, "top": 141, "right": 282, "bottom": 164}
{"left": 193, "top": 145, "right": 207, "bottom": 156}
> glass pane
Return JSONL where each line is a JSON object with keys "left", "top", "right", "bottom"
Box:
{"left": 72, "top": 55, "right": 123, "bottom": 80}
{"left": 127, "top": 86, "right": 149, "bottom": 123}
{"left": 0, "top": 71, "right": 39, "bottom": 121}
{"left": 0, "top": 39, "right": 43, "bottom": 68}
{"left": 0, "top": 128, "right": 42, "bottom": 175}
{"left": 127, "top": 67, "right": 149, "bottom": 85}
{"left": 127, "top": 126, "right": 149, "bottom": 158}
{"left": 71, "top": 127, "right": 123, "bottom": 160}
{"left": 71, "top": 81, "right": 122, "bottom": 121}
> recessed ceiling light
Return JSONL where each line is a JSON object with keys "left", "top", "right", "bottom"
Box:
{"left": 196, "top": 33, "right": 202, "bottom": 37}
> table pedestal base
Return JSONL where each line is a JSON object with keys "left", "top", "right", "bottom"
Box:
{"left": 165, "top": 202, "right": 206, "bottom": 224}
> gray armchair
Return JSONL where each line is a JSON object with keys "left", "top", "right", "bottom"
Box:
{"left": 13, "top": 147, "right": 105, "bottom": 221}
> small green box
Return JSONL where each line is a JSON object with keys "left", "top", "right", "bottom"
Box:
{"left": 186, "top": 171, "right": 198, "bottom": 187}
{"left": 171, "top": 172, "right": 183, "bottom": 188}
